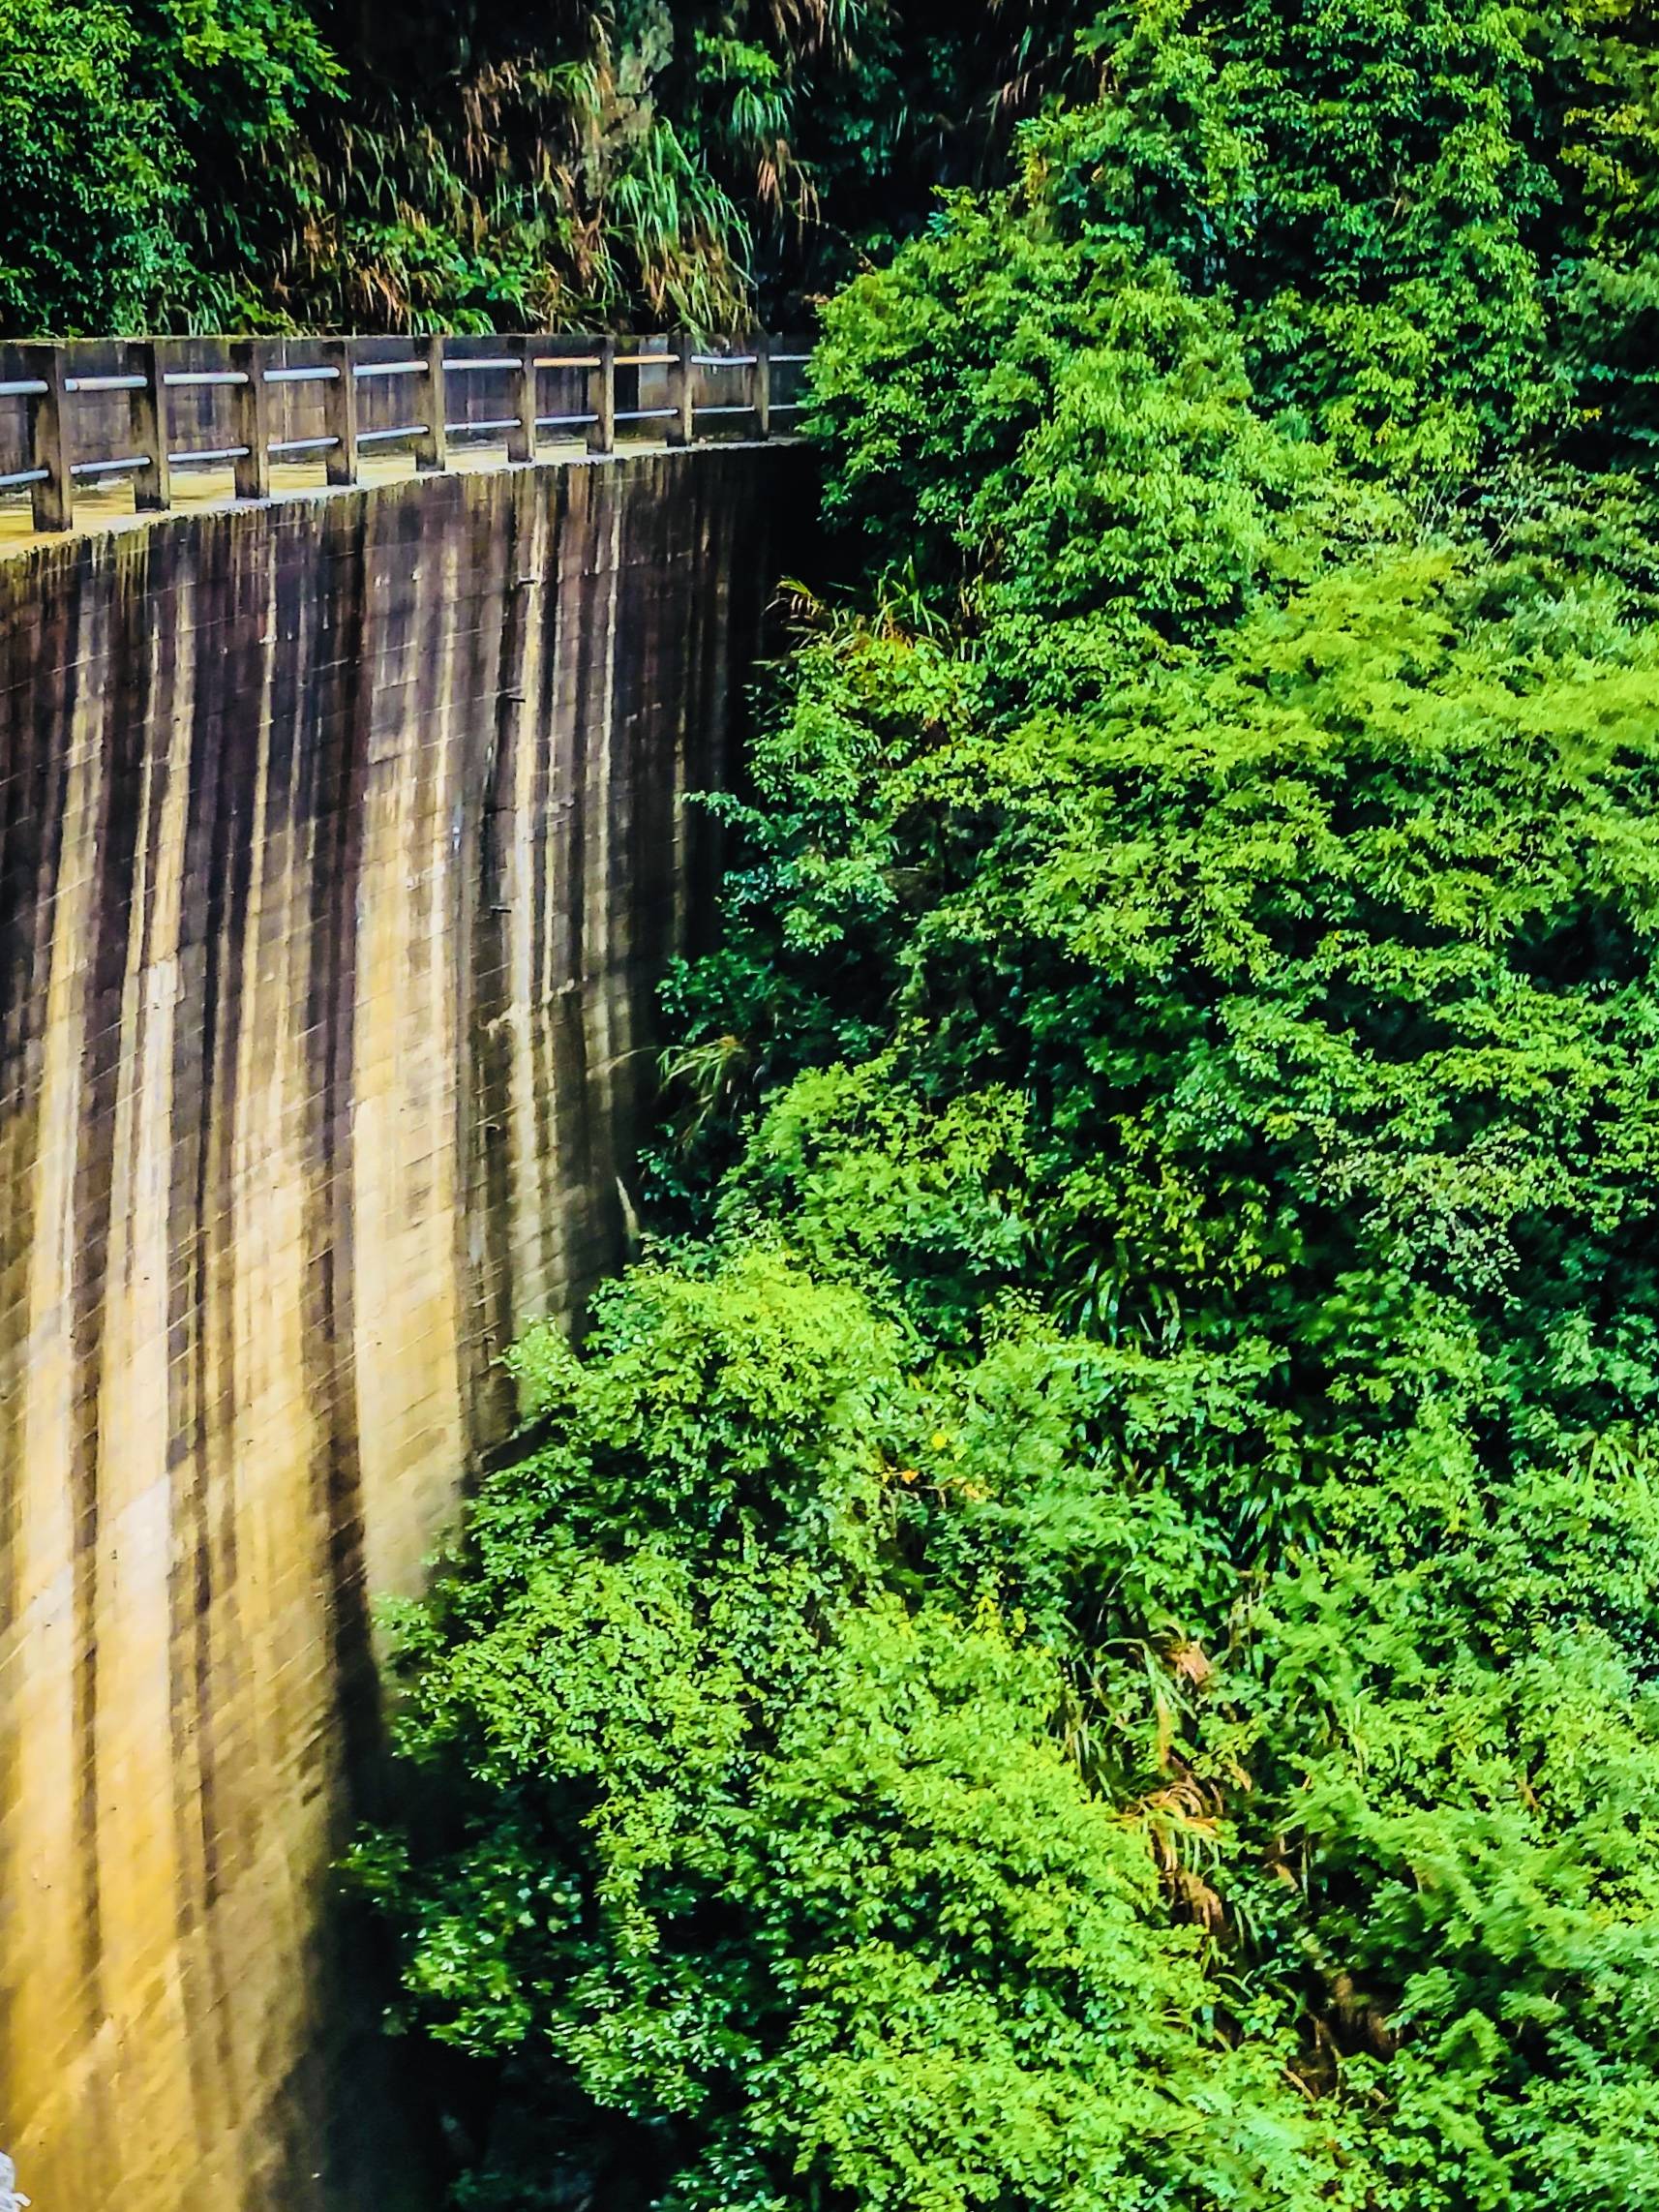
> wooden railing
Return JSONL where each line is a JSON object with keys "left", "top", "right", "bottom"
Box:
{"left": 0, "top": 331, "right": 811, "bottom": 534}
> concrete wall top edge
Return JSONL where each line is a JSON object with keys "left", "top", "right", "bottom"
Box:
{"left": 0, "top": 435, "right": 808, "bottom": 570}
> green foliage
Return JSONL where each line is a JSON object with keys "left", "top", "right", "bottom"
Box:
{"left": 369, "top": 538, "right": 1659, "bottom": 2200}
{"left": 811, "top": 0, "right": 1659, "bottom": 550}
{"left": 0, "top": 0, "right": 338, "bottom": 331}
{"left": 0, "top": 0, "right": 1110, "bottom": 335}
{"left": 10, "top": 0, "right": 1659, "bottom": 360}
{"left": 358, "top": 1256, "right": 1347, "bottom": 2210}
{"left": 0, "top": 0, "right": 189, "bottom": 330}
{"left": 358, "top": 7, "right": 1659, "bottom": 2210}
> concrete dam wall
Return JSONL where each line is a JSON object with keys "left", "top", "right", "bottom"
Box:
{"left": 0, "top": 443, "right": 806, "bottom": 2210}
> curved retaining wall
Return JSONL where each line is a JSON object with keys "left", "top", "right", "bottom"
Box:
{"left": 0, "top": 444, "right": 806, "bottom": 2210}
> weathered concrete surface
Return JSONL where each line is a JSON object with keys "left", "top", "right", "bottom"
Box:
{"left": 0, "top": 444, "right": 806, "bottom": 2211}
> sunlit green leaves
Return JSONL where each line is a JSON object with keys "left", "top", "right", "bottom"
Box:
{"left": 363, "top": 7, "right": 1659, "bottom": 2204}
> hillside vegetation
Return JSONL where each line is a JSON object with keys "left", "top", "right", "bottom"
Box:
{"left": 0, "top": 0, "right": 1094, "bottom": 334}
{"left": 279, "top": 2, "right": 1659, "bottom": 2205}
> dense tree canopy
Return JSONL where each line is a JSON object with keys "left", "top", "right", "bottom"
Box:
{"left": 298, "top": 4, "right": 1659, "bottom": 2208}
{"left": 10, "top": 0, "right": 1655, "bottom": 365}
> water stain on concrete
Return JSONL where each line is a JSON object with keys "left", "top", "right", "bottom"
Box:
{"left": 0, "top": 444, "right": 808, "bottom": 2210}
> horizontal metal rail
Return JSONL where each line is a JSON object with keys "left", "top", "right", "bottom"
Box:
{"left": 70, "top": 454, "right": 152, "bottom": 476}
{"left": 0, "top": 330, "right": 809, "bottom": 533}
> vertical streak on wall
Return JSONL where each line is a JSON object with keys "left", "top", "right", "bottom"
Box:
{"left": 0, "top": 444, "right": 807, "bottom": 2212}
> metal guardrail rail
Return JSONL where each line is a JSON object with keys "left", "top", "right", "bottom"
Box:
{"left": 0, "top": 331, "right": 811, "bottom": 533}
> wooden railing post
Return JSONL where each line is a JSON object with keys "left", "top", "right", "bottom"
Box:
{"left": 320, "top": 338, "right": 359, "bottom": 486}
{"left": 415, "top": 333, "right": 448, "bottom": 472}
{"left": 752, "top": 332, "right": 772, "bottom": 441}
{"left": 128, "top": 340, "right": 171, "bottom": 512}
{"left": 667, "top": 331, "right": 694, "bottom": 448}
{"left": 587, "top": 337, "right": 616, "bottom": 456}
{"left": 229, "top": 339, "right": 270, "bottom": 500}
{"left": 506, "top": 336, "right": 536, "bottom": 464}
{"left": 20, "top": 344, "right": 71, "bottom": 532}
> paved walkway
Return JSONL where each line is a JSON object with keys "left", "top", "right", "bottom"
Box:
{"left": 0, "top": 429, "right": 690, "bottom": 555}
